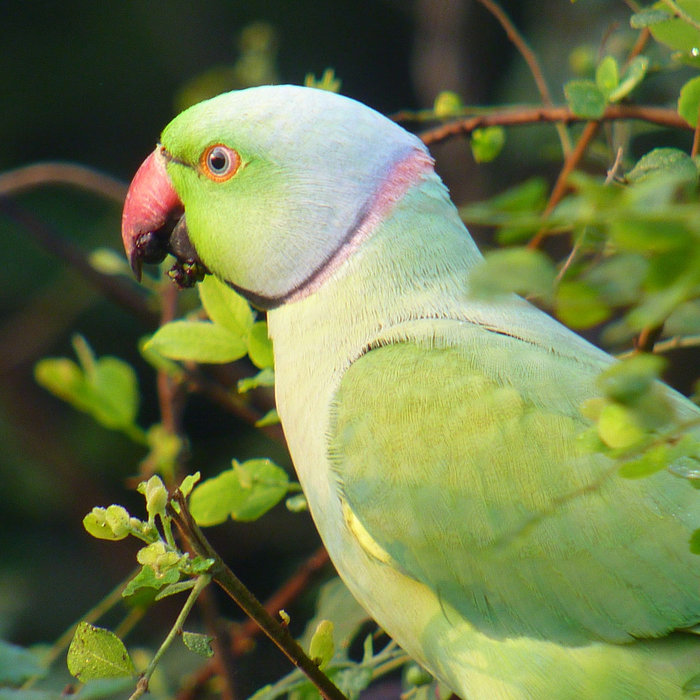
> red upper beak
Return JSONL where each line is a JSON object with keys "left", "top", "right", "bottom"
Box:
{"left": 121, "top": 146, "right": 184, "bottom": 281}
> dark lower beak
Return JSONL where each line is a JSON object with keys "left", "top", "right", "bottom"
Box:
{"left": 121, "top": 146, "right": 207, "bottom": 286}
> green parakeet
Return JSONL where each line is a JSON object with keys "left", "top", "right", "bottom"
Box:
{"left": 121, "top": 85, "right": 700, "bottom": 699}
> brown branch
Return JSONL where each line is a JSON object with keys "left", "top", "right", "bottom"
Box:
{"left": 170, "top": 492, "right": 347, "bottom": 700}
{"left": 474, "top": 0, "right": 571, "bottom": 155}
{"left": 0, "top": 162, "right": 127, "bottom": 202}
{"left": 418, "top": 104, "right": 691, "bottom": 146}
{"left": 527, "top": 120, "right": 602, "bottom": 249}
{"left": 176, "top": 546, "right": 330, "bottom": 700}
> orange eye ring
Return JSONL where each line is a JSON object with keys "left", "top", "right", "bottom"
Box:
{"left": 200, "top": 144, "right": 240, "bottom": 182}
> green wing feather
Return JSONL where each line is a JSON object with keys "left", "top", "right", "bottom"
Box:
{"left": 328, "top": 320, "right": 700, "bottom": 646}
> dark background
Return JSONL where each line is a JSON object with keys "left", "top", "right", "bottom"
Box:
{"left": 1, "top": 1, "right": 683, "bottom": 696}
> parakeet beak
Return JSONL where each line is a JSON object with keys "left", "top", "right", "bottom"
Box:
{"left": 121, "top": 146, "right": 205, "bottom": 285}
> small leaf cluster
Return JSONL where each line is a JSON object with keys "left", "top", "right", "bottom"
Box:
{"left": 83, "top": 474, "right": 210, "bottom": 601}
{"left": 189, "top": 458, "right": 301, "bottom": 526}
{"left": 146, "top": 274, "right": 275, "bottom": 397}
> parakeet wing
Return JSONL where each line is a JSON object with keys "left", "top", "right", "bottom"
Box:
{"left": 329, "top": 318, "right": 700, "bottom": 645}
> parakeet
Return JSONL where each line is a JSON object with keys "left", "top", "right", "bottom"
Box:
{"left": 121, "top": 85, "right": 700, "bottom": 699}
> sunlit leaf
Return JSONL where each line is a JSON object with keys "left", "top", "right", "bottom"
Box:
{"left": 433, "top": 91, "right": 463, "bottom": 117}
{"left": 247, "top": 321, "right": 274, "bottom": 369}
{"left": 198, "top": 274, "right": 255, "bottom": 337}
{"left": 470, "top": 126, "right": 505, "bottom": 163}
{"left": 679, "top": 75, "right": 700, "bottom": 127}
{"left": 649, "top": 1, "right": 700, "bottom": 54}
{"left": 67, "top": 623, "right": 136, "bottom": 681}
{"left": 609, "top": 55, "right": 648, "bottom": 101}
{"left": 190, "top": 459, "right": 289, "bottom": 525}
{"left": 308, "top": 620, "right": 334, "bottom": 670}
{"left": 597, "top": 403, "right": 646, "bottom": 449}
{"left": 595, "top": 56, "right": 619, "bottom": 99}
{"left": 145, "top": 321, "right": 247, "bottom": 363}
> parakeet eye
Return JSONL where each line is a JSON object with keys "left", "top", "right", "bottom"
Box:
{"left": 201, "top": 144, "right": 240, "bottom": 182}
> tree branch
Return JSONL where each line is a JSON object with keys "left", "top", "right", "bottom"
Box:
{"left": 416, "top": 104, "right": 691, "bottom": 146}
{"left": 474, "top": 0, "right": 572, "bottom": 155}
{"left": 170, "top": 492, "right": 347, "bottom": 700}
{"left": 0, "top": 162, "right": 127, "bottom": 202}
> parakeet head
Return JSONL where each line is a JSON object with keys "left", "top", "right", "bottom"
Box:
{"left": 122, "top": 85, "right": 433, "bottom": 307}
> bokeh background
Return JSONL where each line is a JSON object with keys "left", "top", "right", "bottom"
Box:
{"left": 1, "top": 1, "right": 691, "bottom": 697}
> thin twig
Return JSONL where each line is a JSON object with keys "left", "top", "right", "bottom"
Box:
{"left": 129, "top": 574, "right": 211, "bottom": 700}
{"left": 418, "top": 104, "right": 691, "bottom": 146}
{"left": 175, "top": 545, "right": 330, "bottom": 700}
{"left": 528, "top": 120, "right": 601, "bottom": 249}
{"left": 474, "top": 0, "right": 572, "bottom": 156}
{"left": 170, "top": 492, "right": 348, "bottom": 700}
{"left": 0, "top": 162, "right": 127, "bottom": 202}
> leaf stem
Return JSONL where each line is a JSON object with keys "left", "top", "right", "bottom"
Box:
{"left": 128, "top": 574, "right": 211, "bottom": 700}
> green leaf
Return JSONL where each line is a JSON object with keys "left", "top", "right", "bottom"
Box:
{"left": 597, "top": 403, "right": 646, "bottom": 449}
{"left": 34, "top": 339, "right": 139, "bottom": 432}
{"left": 67, "top": 623, "right": 136, "bottom": 681}
{"left": 433, "top": 91, "right": 463, "bottom": 117}
{"left": 0, "top": 640, "right": 44, "bottom": 686}
{"left": 649, "top": 1, "right": 700, "bottom": 54}
{"left": 308, "top": 620, "right": 334, "bottom": 670}
{"left": 198, "top": 274, "right": 255, "bottom": 337}
{"left": 256, "top": 408, "right": 280, "bottom": 426}
{"left": 630, "top": 9, "right": 673, "bottom": 27}
{"left": 470, "top": 126, "right": 505, "bottom": 163}
{"left": 595, "top": 56, "right": 619, "bottom": 99}
{"left": 564, "top": 80, "right": 606, "bottom": 119}
{"left": 555, "top": 280, "right": 610, "bottom": 329}
{"left": 231, "top": 459, "right": 289, "bottom": 521}
{"left": 122, "top": 565, "right": 180, "bottom": 597}
{"left": 145, "top": 321, "right": 247, "bottom": 363}
{"left": 238, "top": 367, "right": 275, "bottom": 393}
{"left": 618, "top": 444, "right": 670, "bottom": 479}
{"left": 188, "top": 469, "right": 241, "bottom": 526}
{"left": 154, "top": 580, "right": 197, "bottom": 601}
{"left": 190, "top": 459, "right": 290, "bottom": 525}
{"left": 83, "top": 507, "right": 130, "bottom": 541}
{"left": 247, "top": 321, "right": 274, "bottom": 369}
{"left": 597, "top": 354, "right": 667, "bottom": 404}
{"left": 690, "top": 529, "right": 700, "bottom": 555}
{"left": 609, "top": 55, "right": 648, "bottom": 102}
{"left": 628, "top": 148, "right": 698, "bottom": 184}
{"left": 182, "top": 632, "right": 214, "bottom": 658}
{"left": 679, "top": 75, "right": 700, "bottom": 127}
{"left": 179, "top": 472, "right": 201, "bottom": 499}
{"left": 469, "top": 247, "right": 556, "bottom": 302}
